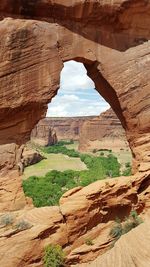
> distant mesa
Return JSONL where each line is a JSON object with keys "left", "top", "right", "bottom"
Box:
{"left": 31, "top": 123, "right": 58, "bottom": 147}
{"left": 31, "top": 108, "right": 129, "bottom": 153}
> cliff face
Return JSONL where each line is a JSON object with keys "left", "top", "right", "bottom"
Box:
{"left": 0, "top": 2, "right": 149, "bottom": 266}
{"left": 32, "top": 116, "right": 96, "bottom": 142}
{"left": 31, "top": 109, "right": 128, "bottom": 153}
{"left": 0, "top": 171, "right": 149, "bottom": 266}
{"left": 0, "top": 0, "right": 149, "bottom": 175}
{"left": 31, "top": 121, "right": 57, "bottom": 147}
{"left": 79, "top": 108, "right": 129, "bottom": 152}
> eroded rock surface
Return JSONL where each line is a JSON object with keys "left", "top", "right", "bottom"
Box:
{"left": 35, "top": 117, "right": 95, "bottom": 142}
{"left": 0, "top": 1, "right": 149, "bottom": 266}
{"left": 74, "top": 216, "right": 150, "bottom": 267}
{"left": 31, "top": 120, "right": 57, "bottom": 147}
{"left": 0, "top": 0, "right": 149, "bottom": 174}
{"left": 79, "top": 108, "right": 129, "bottom": 152}
{"left": 0, "top": 171, "right": 149, "bottom": 266}
{"left": 0, "top": 171, "right": 27, "bottom": 212}
{"left": 22, "top": 146, "right": 44, "bottom": 167}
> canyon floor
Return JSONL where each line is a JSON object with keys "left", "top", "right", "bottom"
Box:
{"left": 23, "top": 152, "right": 87, "bottom": 179}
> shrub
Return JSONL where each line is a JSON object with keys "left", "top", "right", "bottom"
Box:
{"left": 100, "top": 152, "right": 104, "bottom": 156}
{"left": 0, "top": 214, "right": 14, "bottom": 226}
{"left": 43, "top": 244, "right": 65, "bottom": 267}
{"left": 122, "top": 162, "right": 132, "bottom": 176}
{"left": 93, "top": 149, "right": 97, "bottom": 153}
{"left": 23, "top": 151, "right": 121, "bottom": 207}
{"left": 85, "top": 238, "right": 94, "bottom": 246}
{"left": 109, "top": 223, "right": 123, "bottom": 240}
{"left": 122, "top": 211, "right": 143, "bottom": 234}
{"left": 125, "top": 162, "right": 131, "bottom": 168}
{"left": 109, "top": 211, "right": 143, "bottom": 245}
{"left": 43, "top": 143, "right": 80, "bottom": 158}
{"left": 15, "top": 219, "right": 32, "bottom": 231}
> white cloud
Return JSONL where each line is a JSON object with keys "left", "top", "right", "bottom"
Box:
{"left": 60, "top": 61, "right": 95, "bottom": 92}
{"left": 47, "top": 61, "right": 110, "bottom": 117}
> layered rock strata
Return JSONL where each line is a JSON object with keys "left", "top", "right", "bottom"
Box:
{"left": 0, "top": 2, "right": 149, "bottom": 266}
{"left": 22, "top": 147, "right": 44, "bottom": 167}
{"left": 79, "top": 108, "right": 129, "bottom": 152}
{"left": 31, "top": 121, "right": 57, "bottom": 147}
{"left": 74, "top": 215, "right": 150, "bottom": 267}
{"left": 0, "top": 171, "right": 149, "bottom": 266}
{"left": 0, "top": 0, "right": 149, "bottom": 174}
{"left": 36, "top": 117, "right": 95, "bottom": 142}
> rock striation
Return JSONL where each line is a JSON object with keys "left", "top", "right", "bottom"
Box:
{"left": 0, "top": 0, "right": 149, "bottom": 174}
{"left": 0, "top": 1, "right": 149, "bottom": 266}
{"left": 22, "top": 146, "right": 44, "bottom": 167}
{"left": 79, "top": 108, "right": 129, "bottom": 152}
{"left": 41, "top": 117, "right": 95, "bottom": 141}
{"left": 31, "top": 121, "right": 57, "bottom": 147}
{"left": 74, "top": 216, "right": 150, "bottom": 267}
{"left": 0, "top": 171, "right": 149, "bottom": 266}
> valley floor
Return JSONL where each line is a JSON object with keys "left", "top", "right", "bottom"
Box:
{"left": 23, "top": 152, "right": 87, "bottom": 179}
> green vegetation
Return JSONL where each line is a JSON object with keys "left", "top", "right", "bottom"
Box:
{"left": 85, "top": 238, "right": 94, "bottom": 246}
{"left": 109, "top": 211, "right": 143, "bottom": 245}
{"left": 23, "top": 153, "right": 87, "bottom": 179}
{"left": 0, "top": 214, "right": 14, "bottom": 226}
{"left": 15, "top": 219, "right": 32, "bottom": 231}
{"left": 122, "top": 162, "right": 132, "bottom": 176}
{"left": 23, "top": 152, "right": 120, "bottom": 207}
{"left": 55, "top": 140, "right": 74, "bottom": 146}
{"left": 43, "top": 142, "right": 80, "bottom": 158}
{"left": 43, "top": 244, "right": 65, "bottom": 267}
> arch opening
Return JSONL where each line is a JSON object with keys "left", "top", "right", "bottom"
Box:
{"left": 22, "top": 60, "right": 132, "bottom": 208}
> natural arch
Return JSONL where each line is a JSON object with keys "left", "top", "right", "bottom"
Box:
{"left": 0, "top": 16, "right": 149, "bottom": 175}
{"left": 0, "top": 2, "right": 149, "bottom": 266}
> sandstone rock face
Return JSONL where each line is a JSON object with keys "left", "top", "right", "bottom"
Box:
{"left": 79, "top": 108, "right": 129, "bottom": 152}
{"left": 42, "top": 117, "right": 95, "bottom": 141}
{"left": 0, "top": 144, "right": 25, "bottom": 175}
{"left": 74, "top": 217, "right": 150, "bottom": 267}
{"left": 0, "top": 1, "right": 149, "bottom": 174}
{"left": 0, "top": 171, "right": 149, "bottom": 266}
{"left": 0, "top": 2, "right": 149, "bottom": 265}
{"left": 31, "top": 120, "right": 57, "bottom": 147}
{"left": 22, "top": 147, "right": 44, "bottom": 167}
{"left": 0, "top": 171, "right": 27, "bottom": 212}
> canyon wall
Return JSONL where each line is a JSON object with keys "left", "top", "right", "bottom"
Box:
{"left": 31, "top": 116, "right": 95, "bottom": 142}
{"left": 0, "top": 171, "right": 149, "bottom": 266}
{"left": 31, "top": 120, "right": 57, "bottom": 146}
{"left": 0, "top": 0, "right": 149, "bottom": 175}
{"left": 79, "top": 108, "right": 129, "bottom": 152}
{"left": 31, "top": 109, "right": 129, "bottom": 153}
{"left": 0, "top": 1, "right": 149, "bottom": 266}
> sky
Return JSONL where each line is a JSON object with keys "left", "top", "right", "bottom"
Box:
{"left": 46, "top": 60, "right": 110, "bottom": 117}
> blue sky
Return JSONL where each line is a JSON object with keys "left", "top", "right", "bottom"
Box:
{"left": 46, "top": 61, "right": 110, "bottom": 117}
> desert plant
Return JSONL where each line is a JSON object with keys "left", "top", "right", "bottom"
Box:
{"left": 109, "top": 222, "right": 123, "bottom": 240}
{"left": 109, "top": 211, "right": 143, "bottom": 245}
{"left": 43, "top": 244, "right": 65, "bottom": 267}
{"left": 125, "top": 162, "right": 131, "bottom": 168}
{"left": 100, "top": 152, "right": 104, "bottom": 156}
{"left": 85, "top": 238, "right": 94, "bottom": 246}
{"left": 15, "top": 219, "right": 32, "bottom": 231}
{"left": 122, "top": 211, "right": 143, "bottom": 234}
{"left": 0, "top": 213, "right": 14, "bottom": 226}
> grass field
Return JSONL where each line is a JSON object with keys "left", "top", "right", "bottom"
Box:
{"left": 97, "top": 149, "right": 132, "bottom": 173}
{"left": 65, "top": 141, "right": 79, "bottom": 151}
{"left": 23, "top": 152, "right": 87, "bottom": 179}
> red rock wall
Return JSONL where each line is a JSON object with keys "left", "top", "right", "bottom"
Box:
{"left": 32, "top": 116, "right": 96, "bottom": 142}
{"left": 31, "top": 120, "right": 57, "bottom": 146}
{"left": 79, "top": 108, "right": 129, "bottom": 152}
{"left": 0, "top": 0, "right": 149, "bottom": 209}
